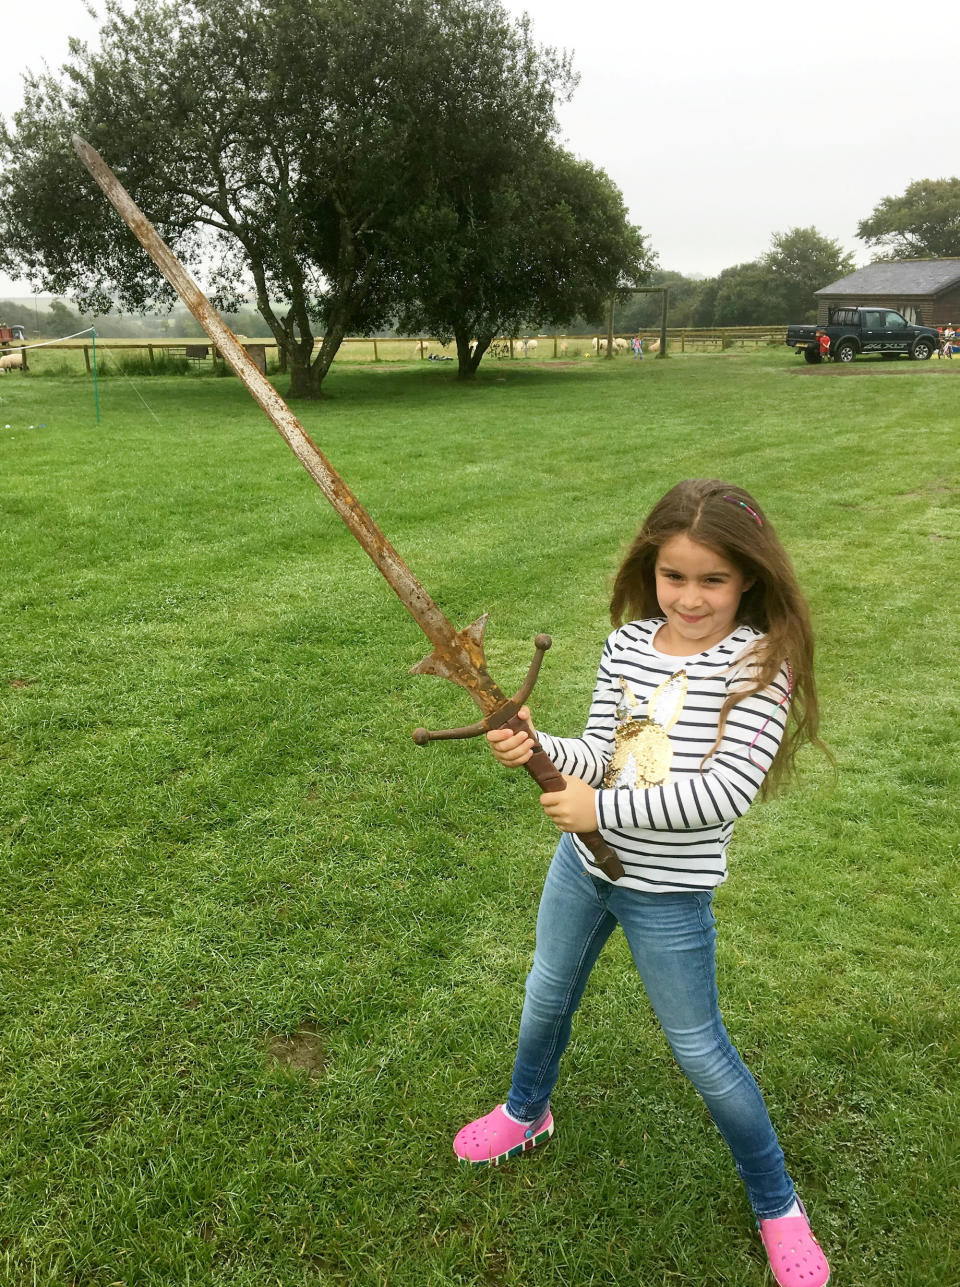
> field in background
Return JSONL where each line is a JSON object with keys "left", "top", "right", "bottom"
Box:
{"left": 1, "top": 352, "right": 957, "bottom": 1286}
{"left": 6, "top": 326, "right": 787, "bottom": 378}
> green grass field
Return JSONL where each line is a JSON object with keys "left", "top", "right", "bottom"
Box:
{"left": 1, "top": 351, "right": 957, "bottom": 1286}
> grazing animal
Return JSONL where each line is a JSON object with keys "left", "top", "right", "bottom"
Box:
{"left": 0, "top": 353, "right": 24, "bottom": 371}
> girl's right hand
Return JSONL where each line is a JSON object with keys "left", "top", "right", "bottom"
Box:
{"left": 486, "top": 706, "right": 535, "bottom": 767}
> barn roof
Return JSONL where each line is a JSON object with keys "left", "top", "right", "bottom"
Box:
{"left": 816, "top": 259, "right": 960, "bottom": 297}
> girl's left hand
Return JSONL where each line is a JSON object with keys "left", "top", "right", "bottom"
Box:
{"left": 539, "top": 776, "right": 598, "bottom": 833}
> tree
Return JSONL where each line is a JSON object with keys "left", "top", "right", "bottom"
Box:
{"left": 679, "top": 227, "right": 854, "bottom": 328}
{"left": 763, "top": 226, "right": 854, "bottom": 321}
{"left": 395, "top": 145, "right": 652, "bottom": 378}
{"left": 614, "top": 270, "right": 703, "bottom": 331}
{"left": 0, "top": 0, "right": 574, "bottom": 398}
{"left": 857, "top": 179, "right": 960, "bottom": 260}
{"left": 711, "top": 262, "right": 780, "bottom": 327}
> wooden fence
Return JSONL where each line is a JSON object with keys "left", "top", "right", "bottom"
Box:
{"left": 19, "top": 326, "right": 788, "bottom": 370}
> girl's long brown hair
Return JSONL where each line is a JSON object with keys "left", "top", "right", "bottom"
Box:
{"left": 609, "top": 479, "right": 823, "bottom": 795}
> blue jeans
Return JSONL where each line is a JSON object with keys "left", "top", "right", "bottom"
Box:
{"left": 506, "top": 834, "right": 796, "bottom": 1218}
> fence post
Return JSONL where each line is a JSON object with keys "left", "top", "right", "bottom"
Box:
{"left": 373, "top": 339, "right": 379, "bottom": 361}
{"left": 148, "top": 344, "right": 155, "bottom": 366}
{"left": 83, "top": 346, "right": 91, "bottom": 373}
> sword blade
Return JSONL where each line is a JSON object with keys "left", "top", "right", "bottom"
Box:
{"left": 72, "top": 134, "right": 505, "bottom": 714}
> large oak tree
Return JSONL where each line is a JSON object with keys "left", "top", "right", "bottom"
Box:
{"left": 0, "top": 0, "right": 576, "bottom": 397}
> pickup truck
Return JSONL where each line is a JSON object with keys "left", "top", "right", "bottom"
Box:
{"left": 785, "top": 307, "right": 939, "bottom": 364}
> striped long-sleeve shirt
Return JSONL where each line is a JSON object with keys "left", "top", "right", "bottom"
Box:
{"left": 536, "top": 619, "right": 790, "bottom": 892}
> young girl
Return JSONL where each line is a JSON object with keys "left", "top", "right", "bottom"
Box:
{"left": 453, "top": 479, "right": 830, "bottom": 1287}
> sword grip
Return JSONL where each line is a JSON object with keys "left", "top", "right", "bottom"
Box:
{"left": 501, "top": 714, "right": 625, "bottom": 882}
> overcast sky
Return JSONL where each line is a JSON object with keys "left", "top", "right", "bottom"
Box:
{"left": 1, "top": 0, "right": 955, "bottom": 296}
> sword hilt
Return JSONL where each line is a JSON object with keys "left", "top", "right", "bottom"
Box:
{"left": 412, "top": 635, "right": 625, "bottom": 882}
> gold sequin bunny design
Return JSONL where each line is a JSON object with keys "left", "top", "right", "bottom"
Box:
{"left": 603, "top": 671, "right": 689, "bottom": 790}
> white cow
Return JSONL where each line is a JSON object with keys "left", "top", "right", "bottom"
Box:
{"left": 526, "top": 339, "right": 538, "bottom": 355}
{"left": 414, "top": 340, "right": 430, "bottom": 355}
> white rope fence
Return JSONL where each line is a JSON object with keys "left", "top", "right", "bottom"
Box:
{"left": 7, "top": 327, "right": 96, "bottom": 350}
{"left": 2, "top": 326, "right": 163, "bottom": 425}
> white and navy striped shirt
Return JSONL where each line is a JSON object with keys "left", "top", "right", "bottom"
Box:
{"left": 537, "top": 619, "right": 790, "bottom": 893}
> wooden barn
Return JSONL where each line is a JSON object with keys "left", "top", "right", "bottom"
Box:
{"left": 815, "top": 259, "right": 960, "bottom": 326}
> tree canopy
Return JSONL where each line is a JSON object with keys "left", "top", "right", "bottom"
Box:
{"left": 762, "top": 226, "right": 854, "bottom": 321}
{"left": 857, "top": 178, "right": 960, "bottom": 260}
{"left": 394, "top": 145, "right": 652, "bottom": 377}
{"left": 2, "top": 0, "right": 637, "bottom": 395}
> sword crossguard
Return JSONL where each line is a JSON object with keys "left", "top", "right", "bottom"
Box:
{"left": 412, "top": 633, "right": 625, "bottom": 882}
{"left": 411, "top": 634, "right": 552, "bottom": 745}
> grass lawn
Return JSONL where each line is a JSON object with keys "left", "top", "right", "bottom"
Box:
{"left": 1, "top": 351, "right": 957, "bottom": 1286}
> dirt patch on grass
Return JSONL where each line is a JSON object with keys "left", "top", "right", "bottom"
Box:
{"left": 897, "top": 480, "right": 958, "bottom": 497}
{"left": 7, "top": 678, "right": 34, "bottom": 688}
{"left": 789, "top": 361, "right": 960, "bottom": 376}
{"left": 526, "top": 360, "right": 584, "bottom": 368}
{"left": 265, "top": 1020, "right": 328, "bottom": 1080}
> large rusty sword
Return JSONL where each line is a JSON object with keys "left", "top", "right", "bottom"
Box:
{"left": 72, "top": 134, "right": 623, "bottom": 880}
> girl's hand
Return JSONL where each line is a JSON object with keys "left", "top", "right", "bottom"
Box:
{"left": 486, "top": 706, "right": 535, "bottom": 767}
{"left": 539, "top": 776, "right": 598, "bottom": 833}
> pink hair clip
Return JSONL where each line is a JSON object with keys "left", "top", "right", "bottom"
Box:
{"left": 723, "top": 496, "right": 763, "bottom": 527}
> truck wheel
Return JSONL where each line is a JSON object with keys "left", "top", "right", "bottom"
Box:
{"left": 911, "top": 339, "right": 933, "bottom": 361}
{"left": 836, "top": 340, "right": 857, "bottom": 363}
{"left": 804, "top": 347, "right": 821, "bottom": 364}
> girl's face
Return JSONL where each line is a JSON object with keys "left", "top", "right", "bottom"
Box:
{"left": 653, "top": 532, "right": 754, "bottom": 654}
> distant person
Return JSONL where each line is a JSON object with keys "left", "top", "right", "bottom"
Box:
{"left": 453, "top": 479, "right": 831, "bottom": 1287}
{"left": 942, "top": 324, "right": 955, "bottom": 359}
{"left": 632, "top": 334, "right": 643, "bottom": 359}
{"left": 816, "top": 330, "right": 831, "bottom": 361}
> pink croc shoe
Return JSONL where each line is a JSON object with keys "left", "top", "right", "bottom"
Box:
{"left": 453, "top": 1104, "right": 554, "bottom": 1168}
{"left": 758, "top": 1200, "right": 830, "bottom": 1287}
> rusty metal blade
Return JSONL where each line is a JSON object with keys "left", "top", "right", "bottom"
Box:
{"left": 72, "top": 134, "right": 505, "bottom": 715}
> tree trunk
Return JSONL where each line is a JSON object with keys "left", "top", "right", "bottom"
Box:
{"left": 455, "top": 328, "right": 491, "bottom": 379}
{"left": 286, "top": 334, "right": 322, "bottom": 399}
{"left": 311, "top": 327, "right": 345, "bottom": 387}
